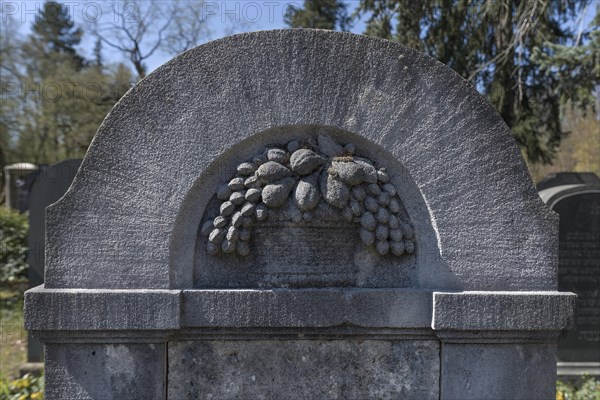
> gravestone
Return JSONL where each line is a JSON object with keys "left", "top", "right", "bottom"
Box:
{"left": 537, "top": 172, "right": 600, "bottom": 191}
{"left": 539, "top": 181, "right": 600, "bottom": 379}
{"left": 24, "top": 30, "right": 575, "bottom": 399}
{"left": 25, "top": 159, "right": 81, "bottom": 364}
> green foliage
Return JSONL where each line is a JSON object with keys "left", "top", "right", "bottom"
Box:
{"left": 354, "top": 0, "right": 589, "bottom": 165}
{"left": 0, "top": 208, "right": 29, "bottom": 283}
{"left": 0, "top": 373, "right": 44, "bottom": 400}
{"left": 0, "top": 289, "right": 27, "bottom": 382}
{"left": 532, "top": 5, "right": 599, "bottom": 113}
{"left": 30, "top": 1, "right": 83, "bottom": 69}
{"left": 1, "top": 2, "right": 134, "bottom": 165}
{"left": 285, "top": 0, "right": 350, "bottom": 30}
{"left": 557, "top": 375, "right": 600, "bottom": 400}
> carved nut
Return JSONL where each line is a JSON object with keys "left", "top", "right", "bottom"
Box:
{"left": 240, "top": 203, "right": 255, "bottom": 217}
{"left": 237, "top": 162, "right": 256, "bottom": 176}
{"left": 245, "top": 188, "right": 262, "bottom": 203}
{"left": 226, "top": 226, "right": 239, "bottom": 241}
{"left": 219, "top": 201, "right": 235, "bottom": 217}
{"left": 213, "top": 216, "right": 228, "bottom": 229}
{"left": 231, "top": 211, "right": 243, "bottom": 227}
{"left": 208, "top": 228, "right": 225, "bottom": 244}
{"left": 229, "top": 191, "right": 245, "bottom": 205}
{"left": 289, "top": 149, "right": 324, "bottom": 175}
{"left": 256, "top": 161, "right": 292, "bottom": 183}
{"left": 228, "top": 178, "right": 245, "bottom": 191}
{"left": 267, "top": 148, "right": 289, "bottom": 164}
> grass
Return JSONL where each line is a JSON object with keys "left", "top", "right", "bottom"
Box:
{"left": 0, "top": 287, "right": 27, "bottom": 381}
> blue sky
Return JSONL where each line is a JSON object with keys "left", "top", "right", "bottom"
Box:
{"left": 4, "top": 0, "right": 596, "bottom": 76}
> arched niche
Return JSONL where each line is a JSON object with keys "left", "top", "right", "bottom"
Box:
{"left": 43, "top": 29, "right": 556, "bottom": 291}
{"left": 174, "top": 125, "right": 450, "bottom": 289}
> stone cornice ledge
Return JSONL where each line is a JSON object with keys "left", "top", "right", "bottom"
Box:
{"left": 24, "top": 287, "right": 576, "bottom": 336}
{"left": 432, "top": 291, "right": 576, "bottom": 332}
{"left": 24, "top": 286, "right": 182, "bottom": 331}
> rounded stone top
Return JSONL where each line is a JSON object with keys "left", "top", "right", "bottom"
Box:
{"left": 45, "top": 29, "right": 557, "bottom": 290}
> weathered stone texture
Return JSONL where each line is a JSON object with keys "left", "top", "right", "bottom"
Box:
{"left": 441, "top": 343, "right": 557, "bottom": 400}
{"left": 44, "top": 343, "right": 165, "bottom": 400}
{"left": 432, "top": 291, "right": 576, "bottom": 331}
{"left": 168, "top": 340, "right": 439, "bottom": 400}
{"left": 42, "top": 30, "right": 556, "bottom": 290}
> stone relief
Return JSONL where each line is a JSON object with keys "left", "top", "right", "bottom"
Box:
{"left": 201, "top": 134, "right": 416, "bottom": 257}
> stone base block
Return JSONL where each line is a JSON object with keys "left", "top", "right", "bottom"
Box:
{"left": 168, "top": 340, "right": 439, "bottom": 400}
{"left": 44, "top": 343, "right": 165, "bottom": 400}
{"left": 441, "top": 343, "right": 557, "bottom": 400}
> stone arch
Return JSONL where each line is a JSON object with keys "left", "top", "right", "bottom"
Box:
{"left": 44, "top": 29, "right": 556, "bottom": 291}
{"left": 174, "top": 125, "right": 447, "bottom": 289}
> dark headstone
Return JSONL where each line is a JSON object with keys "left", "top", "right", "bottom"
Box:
{"left": 539, "top": 182, "right": 600, "bottom": 377}
{"left": 26, "top": 159, "right": 81, "bottom": 362}
{"left": 537, "top": 172, "right": 600, "bottom": 191}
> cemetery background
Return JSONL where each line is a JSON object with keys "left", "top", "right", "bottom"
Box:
{"left": 1, "top": 1, "right": 599, "bottom": 399}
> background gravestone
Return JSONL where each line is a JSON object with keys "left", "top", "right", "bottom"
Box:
{"left": 539, "top": 178, "right": 600, "bottom": 379}
{"left": 537, "top": 172, "right": 600, "bottom": 191}
{"left": 25, "top": 159, "right": 81, "bottom": 364}
{"left": 24, "top": 30, "right": 575, "bottom": 400}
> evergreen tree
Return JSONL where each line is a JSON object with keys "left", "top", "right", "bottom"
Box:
{"left": 30, "top": 1, "right": 84, "bottom": 69}
{"left": 285, "top": 0, "right": 350, "bottom": 31}
{"left": 7, "top": 1, "right": 134, "bottom": 164}
{"left": 355, "top": 0, "right": 588, "bottom": 164}
{"left": 93, "top": 38, "right": 103, "bottom": 70}
{"left": 532, "top": 4, "right": 599, "bottom": 113}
